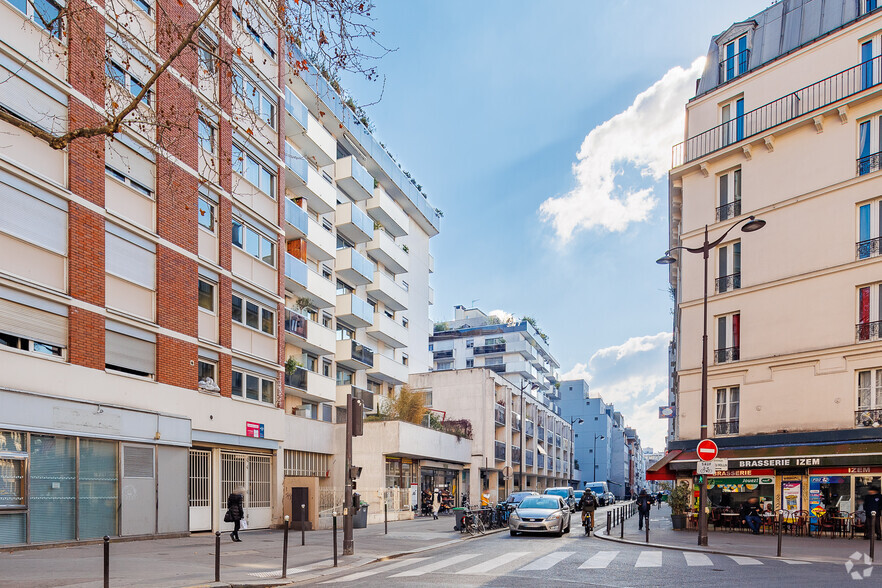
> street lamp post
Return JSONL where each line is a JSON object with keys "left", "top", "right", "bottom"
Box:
{"left": 592, "top": 434, "right": 605, "bottom": 483}
{"left": 657, "top": 215, "right": 765, "bottom": 547}
{"left": 519, "top": 380, "right": 539, "bottom": 492}
{"left": 569, "top": 417, "right": 584, "bottom": 485}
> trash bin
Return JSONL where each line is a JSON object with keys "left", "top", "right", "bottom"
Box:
{"left": 353, "top": 504, "right": 368, "bottom": 528}
{"left": 451, "top": 507, "right": 465, "bottom": 531}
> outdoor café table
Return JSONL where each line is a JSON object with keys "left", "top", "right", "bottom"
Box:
{"left": 721, "top": 512, "right": 740, "bottom": 532}
{"left": 831, "top": 516, "right": 850, "bottom": 538}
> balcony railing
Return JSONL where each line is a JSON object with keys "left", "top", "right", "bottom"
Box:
{"left": 494, "top": 404, "right": 506, "bottom": 426}
{"left": 284, "top": 367, "right": 307, "bottom": 391}
{"left": 537, "top": 425, "right": 545, "bottom": 440}
{"left": 715, "top": 346, "right": 740, "bottom": 363}
{"left": 715, "top": 273, "right": 741, "bottom": 294}
{"left": 716, "top": 200, "right": 741, "bottom": 222}
{"left": 284, "top": 308, "right": 308, "bottom": 339}
{"left": 525, "top": 420, "right": 534, "bottom": 437}
{"left": 512, "top": 447, "right": 521, "bottom": 464}
{"left": 673, "top": 54, "right": 882, "bottom": 167}
{"left": 857, "top": 237, "right": 882, "bottom": 260}
{"left": 486, "top": 364, "right": 505, "bottom": 373}
{"left": 537, "top": 454, "right": 545, "bottom": 469}
{"left": 494, "top": 440, "right": 505, "bottom": 461}
{"left": 474, "top": 343, "right": 506, "bottom": 355}
{"left": 546, "top": 430, "right": 553, "bottom": 445}
{"left": 857, "top": 321, "right": 882, "bottom": 342}
{"left": 858, "top": 151, "right": 882, "bottom": 176}
{"left": 719, "top": 49, "right": 750, "bottom": 84}
{"left": 555, "top": 434, "right": 561, "bottom": 447}
{"left": 350, "top": 340, "right": 374, "bottom": 367}
{"left": 351, "top": 386, "right": 374, "bottom": 411}
{"left": 432, "top": 349, "right": 453, "bottom": 360}
{"left": 714, "top": 420, "right": 739, "bottom": 435}
{"left": 856, "top": 408, "right": 882, "bottom": 427}
{"left": 525, "top": 450, "right": 534, "bottom": 467}
{"left": 512, "top": 414, "right": 521, "bottom": 432}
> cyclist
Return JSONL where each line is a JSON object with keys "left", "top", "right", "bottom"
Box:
{"left": 579, "top": 489, "right": 597, "bottom": 535}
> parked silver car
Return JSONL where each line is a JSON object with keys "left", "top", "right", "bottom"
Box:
{"left": 509, "top": 495, "right": 572, "bottom": 537}
{"left": 602, "top": 491, "right": 616, "bottom": 505}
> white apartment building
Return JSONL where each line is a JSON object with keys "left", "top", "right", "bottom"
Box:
{"left": 652, "top": 0, "right": 882, "bottom": 516}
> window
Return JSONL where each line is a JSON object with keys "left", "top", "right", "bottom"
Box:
{"left": 715, "top": 387, "right": 740, "bottom": 435}
{"left": 0, "top": 332, "right": 63, "bottom": 357}
{"left": 336, "top": 367, "right": 353, "bottom": 386}
{"left": 863, "top": 0, "right": 879, "bottom": 15}
{"left": 0, "top": 298, "right": 70, "bottom": 360}
{"left": 716, "top": 241, "right": 741, "bottom": 293}
{"left": 721, "top": 97, "right": 744, "bottom": 146}
{"left": 105, "top": 226, "right": 155, "bottom": 289}
{"left": 105, "top": 166, "right": 152, "bottom": 198}
{"left": 715, "top": 313, "right": 740, "bottom": 363}
{"left": 198, "top": 117, "right": 216, "bottom": 154}
{"left": 322, "top": 265, "right": 333, "bottom": 280}
{"left": 0, "top": 180, "right": 68, "bottom": 255}
{"left": 198, "top": 196, "right": 215, "bottom": 231}
{"left": 322, "top": 313, "right": 333, "bottom": 328}
{"left": 232, "top": 295, "right": 274, "bottom": 335}
{"left": 402, "top": 353, "right": 408, "bottom": 366}
{"left": 232, "top": 7, "right": 276, "bottom": 58}
{"left": 863, "top": 39, "right": 876, "bottom": 91}
{"left": 105, "top": 139, "right": 154, "bottom": 198}
{"left": 231, "top": 219, "right": 275, "bottom": 266}
{"left": 197, "top": 34, "right": 215, "bottom": 74}
{"left": 10, "top": 0, "right": 62, "bottom": 37}
{"left": 402, "top": 317, "right": 408, "bottom": 328}
{"left": 105, "top": 60, "right": 151, "bottom": 107}
{"left": 858, "top": 369, "right": 882, "bottom": 417}
{"left": 322, "top": 359, "right": 332, "bottom": 377}
{"left": 336, "top": 323, "right": 354, "bottom": 341}
{"left": 858, "top": 200, "right": 882, "bottom": 259}
{"left": 717, "top": 169, "right": 741, "bottom": 221}
{"left": 485, "top": 356, "right": 503, "bottom": 366}
{"left": 198, "top": 359, "right": 216, "bottom": 383}
{"left": 231, "top": 143, "right": 275, "bottom": 197}
{"left": 198, "top": 279, "right": 215, "bottom": 311}
{"left": 857, "top": 283, "right": 882, "bottom": 341}
{"left": 721, "top": 35, "right": 748, "bottom": 82}
{"left": 858, "top": 116, "right": 882, "bottom": 175}
{"left": 105, "top": 323, "right": 155, "bottom": 378}
{"left": 231, "top": 369, "right": 274, "bottom": 405}
{"left": 232, "top": 70, "right": 275, "bottom": 128}
{"left": 466, "top": 359, "right": 474, "bottom": 368}
{"left": 465, "top": 338, "right": 474, "bottom": 348}
{"left": 436, "top": 361, "right": 452, "bottom": 371}
{"left": 336, "top": 280, "right": 354, "bottom": 295}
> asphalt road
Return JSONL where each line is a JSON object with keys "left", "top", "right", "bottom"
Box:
{"left": 294, "top": 515, "right": 854, "bottom": 587}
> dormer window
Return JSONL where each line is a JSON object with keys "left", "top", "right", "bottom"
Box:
{"left": 721, "top": 35, "right": 749, "bottom": 82}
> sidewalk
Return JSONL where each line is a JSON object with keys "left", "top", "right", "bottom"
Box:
{"left": 598, "top": 503, "right": 882, "bottom": 565}
{"left": 0, "top": 514, "right": 486, "bottom": 588}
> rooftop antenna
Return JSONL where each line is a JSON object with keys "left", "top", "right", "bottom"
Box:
{"left": 471, "top": 299, "right": 479, "bottom": 307}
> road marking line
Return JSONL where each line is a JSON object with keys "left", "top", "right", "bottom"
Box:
{"left": 635, "top": 551, "right": 662, "bottom": 567}
{"left": 457, "top": 552, "right": 531, "bottom": 574}
{"left": 249, "top": 567, "right": 307, "bottom": 578}
{"left": 783, "top": 560, "right": 811, "bottom": 565}
{"left": 391, "top": 553, "right": 482, "bottom": 577}
{"left": 519, "top": 551, "right": 575, "bottom": 571}
{"left": 728, "top": 555, "right": 763, "bottom": 566}
{"left": 319, "top": 558, "right": 430, "bottom": 583}
{"left": 579, "top": 550, "right": 619, "bottom": 569}
{"left": 683, "top": 552, "right": 713, "bottom": 567}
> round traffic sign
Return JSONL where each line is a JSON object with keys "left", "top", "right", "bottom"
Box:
{"left": 696, "top": 439, "right": 718, "bottom": 462}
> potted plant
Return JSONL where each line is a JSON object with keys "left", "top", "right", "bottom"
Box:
{"left": 668, "top": 481, "right": 691, "bottom": 530}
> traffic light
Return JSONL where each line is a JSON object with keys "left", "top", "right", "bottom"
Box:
{"left": 349, "top": 466, "right": 362, "bottom": 480}
{"left": 351, "top": 398, "right": 364, "bottom": 437}
{"left": 693, "top": 474, "right": 704, "bottom": 485}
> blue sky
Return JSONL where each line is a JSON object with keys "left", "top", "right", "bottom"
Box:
{"left": 340, "top": 0, "right": 770, "bottom": 449}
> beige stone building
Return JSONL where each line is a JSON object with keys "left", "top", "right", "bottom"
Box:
{"left": 652, "top": 1, "right": 882, "bottom": 517}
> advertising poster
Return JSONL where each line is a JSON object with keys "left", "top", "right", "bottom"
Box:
{"left": 782, "top": 479, "right": 802, "bottom": 512}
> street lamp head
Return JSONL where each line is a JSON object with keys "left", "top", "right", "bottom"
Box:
{"left": 577, "top": 418, "right": 584, "bottom": 425}
{"left": 740, "top": 216, "right": 766, "bottom": 233}
{"left": 656, "top": 254, "right": 678, "bottom": 265}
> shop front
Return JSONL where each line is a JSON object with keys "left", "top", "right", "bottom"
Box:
{"left": 704, "top": 472, "right": 775, "bottom": 511}
{"left": 807, "top": 467, "right": 882, "bottom": 520}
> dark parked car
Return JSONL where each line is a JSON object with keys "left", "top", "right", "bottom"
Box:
{"left": 503, "top": 491, "right": 539, "bottom": 508}
{"left": 543, "top": 486, "right": 576, "bottom": 512}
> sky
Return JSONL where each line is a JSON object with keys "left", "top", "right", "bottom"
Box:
{"left": 340, "top": 0, "right": 771, "bottom": 451}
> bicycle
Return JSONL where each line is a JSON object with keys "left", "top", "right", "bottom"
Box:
{"left": 582, "top": 510, "right": 594, "bottom": 536}
{"left": 463, "top": 509, "right": 485, "bottom": 536}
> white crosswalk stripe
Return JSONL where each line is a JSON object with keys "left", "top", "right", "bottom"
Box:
{"left": 390, "top": 553, "right": 482, "bottom": 577}
{"left": 320, "top": 557, "right": 430, "bottom": 583}
{"left": 635, "top": 551, "right": 662, "bottom": 567}
{"left": 579, "top": 550, "right": 619, "bottom": 569}
{"left": 519, "top": 551, "right": 575, "bottom": 571}
{"left": 683, "top": 552, "right": 713, "bottom": 566}
{"left": 728, "top": 555, "right": 763, "bottom": 566}
{"left": 783, "top": 559, "right": 811, "bottom": 565}
{"left": 457, "top": 552, "right": 531, "bottom": 574}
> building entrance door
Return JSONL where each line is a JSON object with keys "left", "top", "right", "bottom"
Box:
{"left": 188, "top": 449, "right": 211, "bottom": 532}
{"left": 220, "top": 452, "right": 272, "bottom": 530}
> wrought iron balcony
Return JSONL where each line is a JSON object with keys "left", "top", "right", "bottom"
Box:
{"left": 858, "top": 151, "right": 882, "bottom": 176}
{"left": 715, "top": 346, "right": 740, "bottom": 364}
{"left": 855, "top": 408, "right": 882, "bottom": 427}
{"left": 284, "top": 308, "right": 308, "bottom": 339}
{"left": 494, "top": 440, "right": 505, "bottom": 461}
{"left": 715, "top": 273, "right": 741, "bottom": 294}
{"left": 714, "top": 420, "right": 739, "bottom": 435}
{"left": 494, "top": 404, "right": 506, "bottom": 426}
{"left": 474, "top": 343, "right": 506, "bottom": 355}
{"left": 857, "top": 321, "right": 882, "bottom": 342}
{"left": 284, "top": 367, "right": 307, "bottom": 391}
{"left": 716, "top": 200, "right": 741, "bottom": 222}
{"left": 719, "top": 49, "right": 750, "bottom": 84}
{"left": 857, "top": 237, "right": 882, "bottom": 260}
{"left": 432, "top": 349, "right": 453, "bottom": 359}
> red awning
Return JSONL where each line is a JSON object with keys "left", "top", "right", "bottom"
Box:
{"left": 646, "top": 450, "right": 681, "bottom": 481}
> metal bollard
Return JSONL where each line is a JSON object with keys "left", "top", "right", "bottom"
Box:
{"left": 871, "top": 512, "right": 877, "bottom": 562}
{"left": 607, "top": 511, "right": 611, "bottom": 535}
{"left": 645, "top": 513, "right": 649, "bottom": 543}
{"left": 620, "top": 512, "right": 624, "bottom": 538}
{"left": 777, "top": 513, "right": 783, "bottom": 557}
{"left": 385, "top": 502, "right": 388, "bottom": 535}
{"left": 214, "top": 531, "right": 221, "bottom": 582}
{"left": 103, "top": 535, "right": 109, "bottom": 588}
{"left": 282, "top": 515, "right": 290, "bottom": 578}
{"left": 301, "top": 504, "right": 306, "bottom": 546}
{"left": 333, "top": 513, "right": 338, "bottom": 567}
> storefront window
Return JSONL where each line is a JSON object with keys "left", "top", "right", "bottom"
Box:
{"left": 78, "top": 440, "right": 118, "bottom": 539}
{"left": 706, "top": 476, "right": 774, "bottom": 511}
{"left": 809, "top": 476, "right": 852, "bottom": 514}
{"left": 30, "top": 435, "right": 76, "bottom": 543}
{"left": 856, "top": 476, "right": 882, "bottom": 512}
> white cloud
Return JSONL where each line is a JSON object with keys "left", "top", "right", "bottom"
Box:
{"left": 539, "top": 57, "right": 705, "bottom": 241}
{"left": 488, "top": 309, "right": 514, "bottom": 324}
{"left": 591, "top": 332, "right": 672, "bottom": 362}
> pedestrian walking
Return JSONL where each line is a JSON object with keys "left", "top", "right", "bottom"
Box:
{"left": 656, "top": 491, "right": 663, "bottom": 509}
{"left": 636, "top": 489, "right": 651, "bottom": 531}
{"left": 432, "top": 487, "right": 441, "bottom": 520}
{"left": 225, "top": 486, "right": 245, "bottom": 542}
{"left": 864, "top": 485, "right": 882, "bottom": 540}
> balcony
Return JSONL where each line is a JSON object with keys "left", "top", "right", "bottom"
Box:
{"left": 306, "top": 216, "right": 335, "bottom": 261}
{"left": 366, "top": 185, "right": 408, "bottom": 238}
{"left": 714, "top": 420, "right": 739, "bottom": 435}
{"left": 336, "top": 202, "right": 373, "bottom": 244}
{"left": 284, "top": 198, "right": 308, "bottom": 239}
{"left": 432, "top": 349, "right": 453, "bottom": 360}
{"left": 335, "top": 338, "right": 374, "bottom": 370}
{"left": 537, "top": 425, "right": 545, "bottom": 441}
{"left": 367, "top": 353, "right": 409, "bottom": 385}
{"left": 473, "top": 342, "right": 505, "bottom": 355}
{"left": 485, "top": 363, "right": 505, "bottom": 374}
{"left": 366, "top": 271, "right": 407, "bottom": 312}
{"left": 284, "top": 252, "right": 308, "bottom": 290}
{"left": 716, "top": 200, "right": 742, "bottom": 223}
{"left": 335, "top": 293, "right": 373, "bottom": 328}
{"left": 512, "top": 413, "right": 521, "bottom": 432}
{"left": 366, "top": 230, "right": 408, "bottom": 275}
{"left": 525, "top": 450, "right": 534, "bottom": 467}
{"left": 284, "top": 367, "right": 308, "bottom": 392}
{"left": 288, "top": 268, "right": 335, "bottom": 309}
{"left": 284, "top": 86, "right": 308, "bottom": 134}
{"left": 525, "top": 419, "right": 534, "bottom": 438}
{"left": 857, "top": 321, "right": 882, "bottom": 342}
{"left": 284, "top": 142, "right": 308, "bottom": 187}
{"left": 511, "top": 447, "right": 521, "bottom": 464}
{"left": 673, "top": 53, "right": 882, "bottom": 168}
{"left": 494, "top": 440, "right": 505, "bottom": 461}
{"left": 291, "top": 163, "right": 336, "bottom": 215}
{"left": 504, "top": 361, "right": 538, "bottom": 378}
{"left": 335, "top": 155, "right": 373, "bottom": 201}
{"left": 858, "top": 151, "right": 882, "bottom": 176}
{"left": 287, "top": 97, "right": 336, "bottom": 167}
{"left": 537, "top": 454, "right": 545, "bottom": 470}
{"left": 715, "top": 273, "right": 741, "bottom": 294}
{"left": 555, "top": 434, "right": 561, "bottom": 447}
{"left": 856, "top": 408, "right": 882, "bottom": 427}
{"left": 714, "top": 346, "right": 740, "bottom": 364}
{"left": 335, "top": 248, "right": 374, "bottom": 286}
{"left": 285, "top": 310, "right": 335, "bottom": 355}
{"left": 284, "top": 308, "right": 308, "bottom": 341}
{"left": 351, "top": 385, "right": 375, "bottom": 411}
{"left": 366, "top": 312, "right": 408, "bottom": 348}
{"left": 718, "top": 48, "right": 750, "bottom": 84}
{"left": 506, "top": 340, "right": 536, "bottom": 360}
{"left": 494, "top": 403, "right": 505, "bottom": 426}
{"left": 857, "top": 237, "right": 882, "bottom": 260}
{"left": 428, "top": 253, "right": 434, "bottom": 274}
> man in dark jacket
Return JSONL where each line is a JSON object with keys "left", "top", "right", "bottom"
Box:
{"left": 579, "top": 490, "right": 597, "bottom": 532}
{"left": 740, "top": 497, "right": 762, "bottom": 534}
{"left": 864, "top": 486, "right": 882, "bottom": 540}
{"left": 636, "top": 489, "right": 652, "bottom": 530}
{"left": 227, "top": 488, "right": 245, "bottom": 542}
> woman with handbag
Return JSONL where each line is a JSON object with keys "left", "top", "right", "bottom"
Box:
{"left": 225, "top": 487, "right": 245, "bottom": 542}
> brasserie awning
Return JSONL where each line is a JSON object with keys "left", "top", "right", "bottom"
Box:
{"left": 662, "top": 441, "right": 882, "bottom": 473}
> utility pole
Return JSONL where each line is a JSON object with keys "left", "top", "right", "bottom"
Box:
{"left": 344, "top": 393, "right": 354, "bottom": 555}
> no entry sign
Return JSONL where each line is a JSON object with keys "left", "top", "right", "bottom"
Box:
{"left": 697, "top": 439, "right": 719, "bottom": 462}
